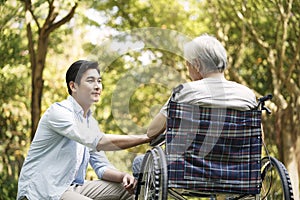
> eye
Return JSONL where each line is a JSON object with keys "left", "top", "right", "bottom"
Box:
{"left": 97, "top": 78, "right": 102, "bottom": 83}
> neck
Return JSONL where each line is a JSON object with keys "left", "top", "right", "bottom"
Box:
{"left": 71, "top": 95, "right": 91, "bottom": 118}
{"left": 203, "top": 72, "right": 224, "bottom": 79}
{"left": 82, "top": 108, "right": 90, "bottom": 118}
{"left": 79, "top": 103, "right": 91, "bottom": 118}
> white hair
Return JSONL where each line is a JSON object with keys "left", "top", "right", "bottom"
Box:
{"left": 184, "top": 34, "right": 227, "bottom": 76}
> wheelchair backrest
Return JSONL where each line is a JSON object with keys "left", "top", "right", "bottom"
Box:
{"left": 166, "top": 100, "right": 262, "bottom": 194}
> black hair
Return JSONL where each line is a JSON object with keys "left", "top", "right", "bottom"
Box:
{"left": 66, "top": 60, "right": 100, "bottom": 95}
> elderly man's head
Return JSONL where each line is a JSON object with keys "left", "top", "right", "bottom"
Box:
{"left": 184, "top": 34, "right": 227, "bottom": 78}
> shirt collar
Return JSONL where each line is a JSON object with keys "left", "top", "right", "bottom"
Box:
{"left": 67, "top": 96, "right": 92, "bottom": 118}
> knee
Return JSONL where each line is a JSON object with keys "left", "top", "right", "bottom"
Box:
{"left": 132, "top": 154, "right": 145, "bottom": 179}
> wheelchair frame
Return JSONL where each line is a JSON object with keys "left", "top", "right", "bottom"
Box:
{"left": 135, "top": 94, "right": 294, "bottom": 200}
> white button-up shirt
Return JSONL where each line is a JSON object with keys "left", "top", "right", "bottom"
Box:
{"left": 17, "top": 96, "right": 113, "bottom": 200}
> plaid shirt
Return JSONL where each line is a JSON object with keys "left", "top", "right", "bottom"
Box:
{"left": 166, "top": 100, "right": 262, "bottom": 194}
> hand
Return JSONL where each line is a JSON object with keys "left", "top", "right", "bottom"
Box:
{"left": 122, "top": 173, "right": 137, "bottom": 194}
{"left": 142, "top": 133, "right": 152, "bottom": 143}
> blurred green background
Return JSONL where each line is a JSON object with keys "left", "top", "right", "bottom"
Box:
{"left": 0, "top": 0, "right": 299, "bottom": 199}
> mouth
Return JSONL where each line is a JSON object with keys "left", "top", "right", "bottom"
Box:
{"left": 92, "top": 92, "right": 101, "bottom": 96}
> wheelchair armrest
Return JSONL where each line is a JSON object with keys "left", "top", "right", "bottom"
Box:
{"left": 149, "top": 134, "right": 165, "bottom": 146}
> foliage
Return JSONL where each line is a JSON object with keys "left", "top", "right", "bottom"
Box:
{"left": 0, "top": 0, "right": 299, "bottom": 199}
{"left": 0, "top": 1, "right": 31, "bottom": 199}
{"left": 0, "top": 65, "right": 31, "bottom": 199}
{"left": 0, "top": 2, "right": 26, "bottom": 67}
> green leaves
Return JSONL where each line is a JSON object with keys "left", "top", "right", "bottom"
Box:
{"left": 1, "top": 0, "right": 299, "bottom": 197}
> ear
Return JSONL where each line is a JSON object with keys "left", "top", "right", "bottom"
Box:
{"left": 69, "top": 81, "right": 77, "bottom": 93}
{"left": 186, "top": 60, "right": 200, "bottom": 72}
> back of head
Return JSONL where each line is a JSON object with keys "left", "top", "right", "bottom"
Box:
{"left": 66, "top": 60, "right": 99, "bottom": 95}
{"left": 184, "top": 34, "right": 227, "bottom": 76}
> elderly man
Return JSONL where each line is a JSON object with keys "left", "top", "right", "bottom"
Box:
{"left": 133, "top": 34, "right": 257, "bottom": 177}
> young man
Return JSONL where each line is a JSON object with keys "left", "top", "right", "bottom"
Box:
{"left": 17, "top": 60, "right": 150, "bottom": 200}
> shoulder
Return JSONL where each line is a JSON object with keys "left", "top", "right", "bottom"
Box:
{"left": 172, "top": 80, "right": 207, "bottom": 97}
{"left": 227, "top": 80, "right": 255, "bottom": 94}
{"left": 50, "top": 98, "right": 74, "bottom": 112}
{"left": 173, "top": 81, "right": 203, "bottom": 93}
{"left": 225, "top": 80, "right": 257, "bottom": 105}
{"left": 46, "top": 99, "right": 74, "bottom": 121}
{"left": 55, "top": 99, "right": 73, "bottom": 110}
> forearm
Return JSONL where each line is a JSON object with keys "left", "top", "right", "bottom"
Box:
{"left": 96, "top": 134, "right": 150, "bottom": 151}
{"left": 102, "top": 167, "right": 137, "bottom": 194}
{"left": 102, "top": 167, "right": 126, "bottom": 183}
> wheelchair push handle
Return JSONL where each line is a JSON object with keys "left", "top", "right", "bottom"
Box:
{"left": 258, "top": 94, "right": 273, "bottom": 114}
{"left": 259, "top": 94, "right": 273, "bottom": 102}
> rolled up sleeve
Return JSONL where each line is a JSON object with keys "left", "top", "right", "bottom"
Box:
{"left": 89, "top": 150, "right": 115, "bottom": 179}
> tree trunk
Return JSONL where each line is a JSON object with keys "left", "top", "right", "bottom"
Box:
{"left": 30, "top": 36, "right": 48, "bottom": 140}
{"left": 283, "top": 96, "right": 300, "bottom": 198}
{"left": 31, "top": 71, "right": 43, "bottom": 140}
{"left": 22, "top": 0, "right": 77, "bottom": 140}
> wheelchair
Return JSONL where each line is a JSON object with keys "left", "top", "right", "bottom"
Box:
{"left": 135, "top": 94, "right": 294, "bottom": 200}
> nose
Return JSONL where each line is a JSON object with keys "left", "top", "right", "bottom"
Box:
{"left": 94, "top": 81, "right": 102, "bottom": 90}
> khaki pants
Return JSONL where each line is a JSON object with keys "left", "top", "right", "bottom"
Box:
{"left": 60, "top": 180, "right": 134, "bottom": 200}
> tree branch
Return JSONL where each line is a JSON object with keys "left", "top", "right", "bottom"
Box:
{"left": 232, "top": 1, "right": 270, "bottom": 57}
{"left": 286, "top": 78, "right": 300, "bottom": 96}
{"left": 44, "top": 0, "right": 54, "bottom": 24}
{"left": 213, "top": 0, "right": 252, "bottom": 88}
{"left": 277, "top": 0, "right": 293, "bottom": 81}
{"left": 229, "top": 20, "right": 248, "bottom": 87}
{"left": 286, "top": 35, "right": 300, "bottom": 82}
{"left": 44, "top": 3, "right": 78, "bottom": 36}
{"left": 22, "top": 0, "right": 36, "bottom": 71}
{"left": 21, "top": 0, "right": 41, "bottom": 31}
{"left": 234, "top": 1, "right": 288, "bottom": 108}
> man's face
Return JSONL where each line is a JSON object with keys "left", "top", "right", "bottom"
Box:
{"left": 71, "top": 68, "right": 102, "bottom": 109}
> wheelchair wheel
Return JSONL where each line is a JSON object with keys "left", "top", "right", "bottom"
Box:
{"left": 261, "top": 156, "right": 294, "bottom": 200}
{"left": 135, "top": 146, "right": 168, "bottom": 200}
